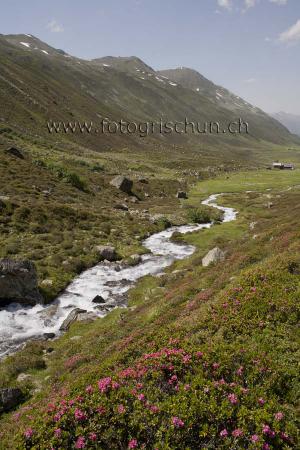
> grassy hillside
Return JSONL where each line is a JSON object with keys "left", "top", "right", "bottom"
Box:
{"left": 0, "top": 170, "right": 299, "bottom": 449}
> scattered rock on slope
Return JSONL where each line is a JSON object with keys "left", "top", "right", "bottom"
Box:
{"left": 176, "top": 191, "right": 188, "bottom": 199}
{"left": 110, "top": 176, "right": 133, "bottom": 193}
{"left": 0, "top": 259, "right": 44, "bottom": 307}
{"left": 4, "top": 147, "right": 24, "bottom": 159}
{"left": 202, "top": 247, "right": 225, "bottom": 267}
{"left": 95, "top": 245, "right": 118, "bottom": 261}
{"left": 0, "top": 388, "right": 23, "bottom": 412}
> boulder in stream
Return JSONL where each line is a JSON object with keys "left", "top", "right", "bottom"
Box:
{"left": 0, "top": 259, "right": 44, "bottom": 307}
{"left": 92, "top": 295, "right": 106, "bottom": 304}
{"left": 59, "top": 308, "right": 87, "bottom": 331}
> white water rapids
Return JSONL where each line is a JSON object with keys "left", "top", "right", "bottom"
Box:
{"left": 0, "top": 194, "right": 237, "bottom": 358}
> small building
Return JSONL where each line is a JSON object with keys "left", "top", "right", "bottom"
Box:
{"left": 272, "top": 162, "right": 295, "bottom": 170}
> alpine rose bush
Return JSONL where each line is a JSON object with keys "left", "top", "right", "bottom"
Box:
{"left": 19, "top": 345, "right": 296, "bottom": 449}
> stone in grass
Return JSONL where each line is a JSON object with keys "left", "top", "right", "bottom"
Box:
{"left": 110, "top": 176, "right": 133, "bottom": 194}
{"left": 4, "top": 147, "right": 24, "bottom": 159}
{"left": 0, "top": 388, "right": 23, "bottom": 412}
{"left": 176, "top": 191, "right": 188, "bottom": 199}
{"left": 202, "top": 247, "right": 225, "bottom": 267}
{"left": 95, "top": 245, "right": 118, "bottom": 262}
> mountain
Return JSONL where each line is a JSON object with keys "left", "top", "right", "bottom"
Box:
{"left": 92, "top": 56, "right": 156, "bottom": 75}
{"left": 158, "top": 67, "right": 292, "bottom": 139}
{"left": 0, "top": 33, "right": 296, "bottom": 160}
{"left": 271, "top": 112, "right": 300, "bottom": 136}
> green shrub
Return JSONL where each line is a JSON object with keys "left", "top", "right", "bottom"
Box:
{"left": 187, "top": 207, "right": 212, "bottom": 224}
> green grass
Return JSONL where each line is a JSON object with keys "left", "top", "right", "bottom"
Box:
{"left": 189, "top": 169, "right": 300, "bottom": 198}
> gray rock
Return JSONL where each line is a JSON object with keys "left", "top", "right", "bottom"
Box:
{"left": 105, "top": 278, "right": 131, "bottom": 287}
{"left": 110, "top": 176, "right": 133, "bottom": 193}
{"left": 43, "top": 332, "right": 56, "bottom": 340}
{"left": 59, "top": 308, "right": 87, "bottom": 331}
{"left": 202, "top": 247, "right": 225, "bottom": 267}
{"left": 76, "top": 312, "right": 98, "bottom": 323}
{"left": 17, "top": 373, "right": 33, "bottom": 383}
{"left": 95, "top": 245, "right": 118, "bottom": 261}
{"left": 138, "top": 177, "right": 148, "bottom": 184}
{"left": 37, "top": 305, "right": 58, "bottom": 321}
{"left": 176, "top": 191, "right": 188, "bottom": 199}
{"left": 0, "top": 388, "right": 23, "bottom": 412}
{"left": 92, "top": 295, "right": 106, "bottom": 304}
{"left": 114, "top": 203, "right": 128, "bottom": 211}
{"left": 4, "top": 147, "right": 24, "bottom": 159}
{"left": 0, "top": 259, "right": 44, "bottom": 307}
{"left": 128, "top": 254, "right": 142, "bottom": 265}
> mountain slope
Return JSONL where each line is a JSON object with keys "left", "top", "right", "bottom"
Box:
{"left": 0, "top": 33, "right": 296, "bottom": 158}
{"left": 272, "top": 112, "right": 300, "bottom": 136}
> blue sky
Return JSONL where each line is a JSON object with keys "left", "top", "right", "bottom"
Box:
{"left": 1, "top": 0, "right": 300, "bottom": 114}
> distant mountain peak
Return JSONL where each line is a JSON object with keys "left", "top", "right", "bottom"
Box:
{"left": 92, "top": 56, "right": 155, "bottom": 74}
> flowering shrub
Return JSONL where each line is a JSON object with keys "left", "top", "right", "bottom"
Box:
{"left": 19, "top": 345, "right": 296, "bottom": 449}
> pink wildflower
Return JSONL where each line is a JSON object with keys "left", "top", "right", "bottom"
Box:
{"left": 232, "top": 428, "right": 243, "bottom": 437}
{"left": 54, "top": 428, "right": 62, "bottom": 437}
{"left": 149, "top": 405, "right": 159, "bottom": 413}
{"left": 74, "top": 408, "right": 87, "bottom": 421}
{"left": 280, "top": 432, "right": 289, "bottom": 441}
{"left": 220, "top": 429, "right": 228, "bottom": 437}
{"left": 85, "top": 385, "right": 93, "bottom": 394}
{"left": 212, "top": 362, "right": 220, "bottom": 370}
{"left": 262, "top": 424, "right": 271, "bottom": 435}
{"left": 258, "top": 397, "right": 265, "bottom": 406}
{"left": 172, "top": 417, "right": 185, "bottom": 428}
{"left": 128, "top": 439, "right": 138, "bottom": 449}
{"left": 96, "top": 406, "right": 106, "bottom": 414}
{"left": 98, "top": 377, "right": 112, "bottom": 393}
{"left": 251, "top": 435, "right": 259, "bottom": 442}
{"left": 262, "top": 444, "right": 270, "bottom": 450}
{"left": 24, "top": 428, "right": 34, "bottom": 439}
{"left": 228, "top": 393, "right": 238, "bottom": 405}
{"left": 75, "top": 436, "right": 86, "bottom": 449}
{"left": 236, "top": 366, "right": 244, "bottom": 376}
{"left": 196, "top": 351, "right": 203, "bottom": 358}
{"left": 118, "top": 404, "right": 126, "bottom": 414}
{"left": 184, "top": 384, "right": 191, "bottom": 391}
{"left": 274, "top": 412, "right": 284, "bottom": 421}
{"left": 89, "top": 433, "right": 97, "bottom": 441}
{"left": 262, "top": 425, "right": 275, "bottom": 438}
{"left": 137, "top": 394, "right": 145, "bottom": 402}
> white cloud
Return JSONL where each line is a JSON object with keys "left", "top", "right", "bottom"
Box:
{"left": 269, "top": 0, "right": 288, "bottom": 4}
{"left": 279, "top": 19, "right": 300, "bottom": 43}
{"left": 244, "top": 78, "right": 257, "bottom": 83}
{"left": 217, "top": 0, "right": 232, "bottom": 10}
{"left": 244, "top": 0, "right": 258, "bottom": 9}
{"left": 46, "top": 20, "right": 64, "bottom": 33}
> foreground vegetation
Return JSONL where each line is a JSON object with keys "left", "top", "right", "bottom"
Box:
{"left": 0, "top": 169, "right": 299, "bottom": 449}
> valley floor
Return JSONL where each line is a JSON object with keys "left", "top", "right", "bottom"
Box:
{"left": 0, "top": 169, "right": 299, "bottom": 449}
